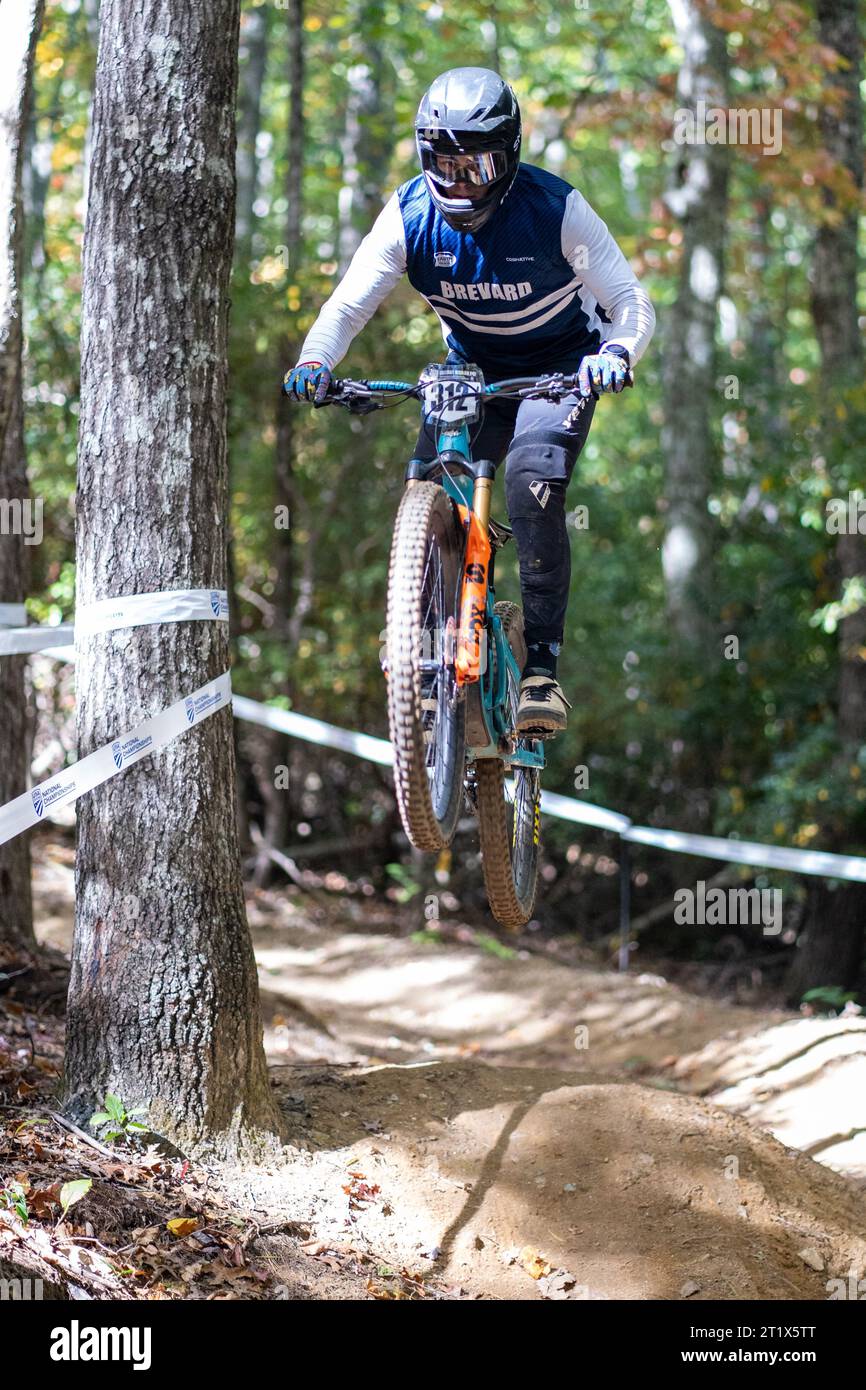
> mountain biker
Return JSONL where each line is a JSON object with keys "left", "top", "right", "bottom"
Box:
{"left": 283, "top": 67, "right": 655, "bottom": 737}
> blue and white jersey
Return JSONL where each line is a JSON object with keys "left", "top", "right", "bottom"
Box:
{"left": 300, "top": 162, "right": 655, "bottom": 379}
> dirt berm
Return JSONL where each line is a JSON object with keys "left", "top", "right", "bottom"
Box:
{"left": 245, "top": 1060, "right": 866, "bottom": 1301}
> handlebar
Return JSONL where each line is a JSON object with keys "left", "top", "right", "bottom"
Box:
{"left": 311, "top": 370, "right": 631, "bottom": 415}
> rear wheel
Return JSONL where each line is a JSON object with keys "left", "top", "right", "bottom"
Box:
{"left": 475, "top": 602, "right": 541, "bottom": 928}
{"left": 386, "top": 482, "right": 465, "bottom": 851}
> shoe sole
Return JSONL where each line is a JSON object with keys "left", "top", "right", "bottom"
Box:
{"left": 516, "top": 718, "right": 565, "bottom": 739}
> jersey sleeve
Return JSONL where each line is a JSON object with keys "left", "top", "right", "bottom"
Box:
{"left": 297, "top": 192, "right": 408, "bottom": 370}
{"left": 561, "top": 189, "right": 655, "bottom": 365}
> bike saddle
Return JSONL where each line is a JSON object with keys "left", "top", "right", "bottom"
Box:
{"left": 488, "top": 518, "right": 513, "bottom": 550}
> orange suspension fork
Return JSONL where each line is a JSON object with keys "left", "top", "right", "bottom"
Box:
{"left": 455, "top": 476, "right": 493, "bottom": 686}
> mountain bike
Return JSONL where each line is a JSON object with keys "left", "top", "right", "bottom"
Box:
{"left": 317, "top": 362, "right": 592, "bottom": 928}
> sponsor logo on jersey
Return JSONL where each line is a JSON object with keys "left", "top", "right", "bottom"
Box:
{"left": 506, "top": 256, "right": 535, "bottom": 262}
{"left": 434, "top": 252, "right": 456, "bottom": 268}
{"left": 439, "top": 280, "right": 533, "bottom": 302}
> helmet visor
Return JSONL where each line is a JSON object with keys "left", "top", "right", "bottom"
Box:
{"left": 426, "top": 148, "right": 509, "bottom": 189}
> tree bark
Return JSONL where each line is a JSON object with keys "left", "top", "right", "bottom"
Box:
{"left": 251, "top": 0, "right": 304, "bottom": 885}
{"left": 336, "top": 1, "right": 390, "bottom": 274}
{"left": 788, "top": 0, "right": 865, "bottom": 1001}
{"left": 660, "top": 0, "right": 729, "bottom": 825}
{"left": 67, "top": 0, "right": 282, "bottom": 1159}
{"left": 235, "top": 1, "right": 268, "bottom": 253}
{"left": 0, "top": 0, "right": 44, "bottom": 960}
{"left": 661, "top": 0, "right": 729, "bottom": 651}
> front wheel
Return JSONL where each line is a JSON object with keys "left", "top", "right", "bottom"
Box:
{"left": 386, "top": 482, "right": 465, "bottom": 851}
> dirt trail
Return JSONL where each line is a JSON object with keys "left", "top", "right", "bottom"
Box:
{"left": 33, "top": 845, "right": 866, "bottom": 1299}
{"left": 241, "top": 1061, "right": 866, "bottom": 1300}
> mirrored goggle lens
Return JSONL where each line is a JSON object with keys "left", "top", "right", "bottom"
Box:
{"left": 430, "top": 150, "right": 507, "bottom": 187}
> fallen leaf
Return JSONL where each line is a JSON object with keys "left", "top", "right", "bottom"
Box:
{"left": 167, "top": 1217, "right": 199, "bottom": 1238}
{"left": 520, "top": 1246, "right": 552, "bottom": 1280}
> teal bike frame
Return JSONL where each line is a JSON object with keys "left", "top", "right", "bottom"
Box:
{"left": 409, "top": 391, "right": 545, "bottom": 773}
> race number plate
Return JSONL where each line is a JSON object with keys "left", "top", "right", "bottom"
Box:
{"left": 421, "top": 374, "right": 482, "bottom": 426}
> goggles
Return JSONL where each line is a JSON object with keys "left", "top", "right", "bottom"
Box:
{"left": 427, "top": 148, "right": 509, "bottom": 189}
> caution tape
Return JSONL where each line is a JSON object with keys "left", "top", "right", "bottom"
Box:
{"left": 4, "top": 636, "right": 866, "bottom": 884}
{"left": 0, "top": 588, "right": 229, "bottom": 657}
{"left": 0, "top": 603, "right": 28, "bottom": 627}
{"left": 0, "top": 671, "right": 232, "bottom": 846}
{"left": 75, "top": 588, "right": 229, "bottom": 636}
{"left": 0, "top": 624, "right": 75, "bottom": 656}
{"left": 622, "top": 824, "right": 866, "bottom": 883}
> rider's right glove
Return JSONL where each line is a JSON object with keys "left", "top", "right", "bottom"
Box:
{"left": 282, "top": 361, "right": 332, "bottom": 404}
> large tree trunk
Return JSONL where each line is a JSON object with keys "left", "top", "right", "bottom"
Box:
{"left": 787, "top": 0, "right": 865, "bottom": 1002}
{"left": 660, "top": 0, "right": 729, "bottom": 823}
{"left": 0, "top": 0, "right": 44, "bottom": 960}
{"left": 67, "top": 0, "right": 282, "bottom": 1159}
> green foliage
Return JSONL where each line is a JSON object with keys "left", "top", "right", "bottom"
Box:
{"left": 59, "top": 1178, "right": 92, "bottom": 1221}
{"left": 0, "top": 1181, "right": 30, "bottom": 1224}
{"left": 20, "top": 0, "right": 866, "bottom": 931}
{"left": 385, "top": 861, "right": 422, "bottom": 902}
{"left": 801, "top": 985, "right": 859, "bottom": 1015}
{"left": 89, "top": 1094, "right": 149, "bottom": 1143}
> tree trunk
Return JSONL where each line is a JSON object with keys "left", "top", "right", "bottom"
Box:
{"left": 235, "top": 1, "right": 268, "bottom": 253}
{"left": 661, "top": 0, "right": 728, "bottom": 649}
{"left": 336, "top": 1, "right": 390, "bottom": 273}
{"left": 252, "top": 0, "right": 304, "bottom": 885}
{"left": 789, "top": 0, "right": 865, "bottom": 1001}
{"left": 0, "top": 0, "right": 44, "bottom": 960}
{"left": 660, "top": 0, "right": 729, "bottom": 824}
{"left": 67, "top": 0, "right": 282, "bottom": 1159}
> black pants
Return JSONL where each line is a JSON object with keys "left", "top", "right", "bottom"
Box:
{"left": 412, "top": 369, "right": 596, "bottom": 652}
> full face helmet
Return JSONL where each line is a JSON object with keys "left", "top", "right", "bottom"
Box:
{"left": 415, "top": 67, "right": 522, "bottom": 233}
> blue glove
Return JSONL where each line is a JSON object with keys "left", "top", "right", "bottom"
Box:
{"left": 577, "top": 347, "right": 630, "bottom": 398}
{"left": 282, "top": 360, "right": 332, "bottom": 404}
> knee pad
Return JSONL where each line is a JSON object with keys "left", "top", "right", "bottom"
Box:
{"left": 505, "top": 434, "right": 573, "bottom": 522}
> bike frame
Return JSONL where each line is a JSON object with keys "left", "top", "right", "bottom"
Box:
{"left": 409, "top": 406, "right": 544, "bottom": 772}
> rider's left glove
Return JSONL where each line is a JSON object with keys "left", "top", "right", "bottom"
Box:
{"left": 577, "top": 345, "right": 630, "bottom": 398}
{"left": 282, "top": 360, "right": 332, "bottom": 404}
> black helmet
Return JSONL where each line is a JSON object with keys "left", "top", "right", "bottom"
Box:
{"left": 415, "top": 67, "right": 521, "bottom": 233}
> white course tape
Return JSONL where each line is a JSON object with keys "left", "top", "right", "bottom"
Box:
{"left": 0, "top": 587, "right": 229, "bottom": 658}
{"left": 232, "top": 694, "right": 395, "bottom": 768}
{"left": 623, "top": 824, "right": 866, "bottom": 883}
{"left": 0, "top": 624, "right": 75, "bottom": 656}
{"left": 75, "top": 588, "right": 229, "bottom": 636}
{"left": 540, "top": 787, "right": 631, "bottom": 835}
{"left": 0, "top": 671, "right": 231, "bottom": 847}
{"left": 0, "top": 603, "right": 28, "bottom": 627}
{"left": 8, "top": 647, "right": 866, "bottom": 884}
